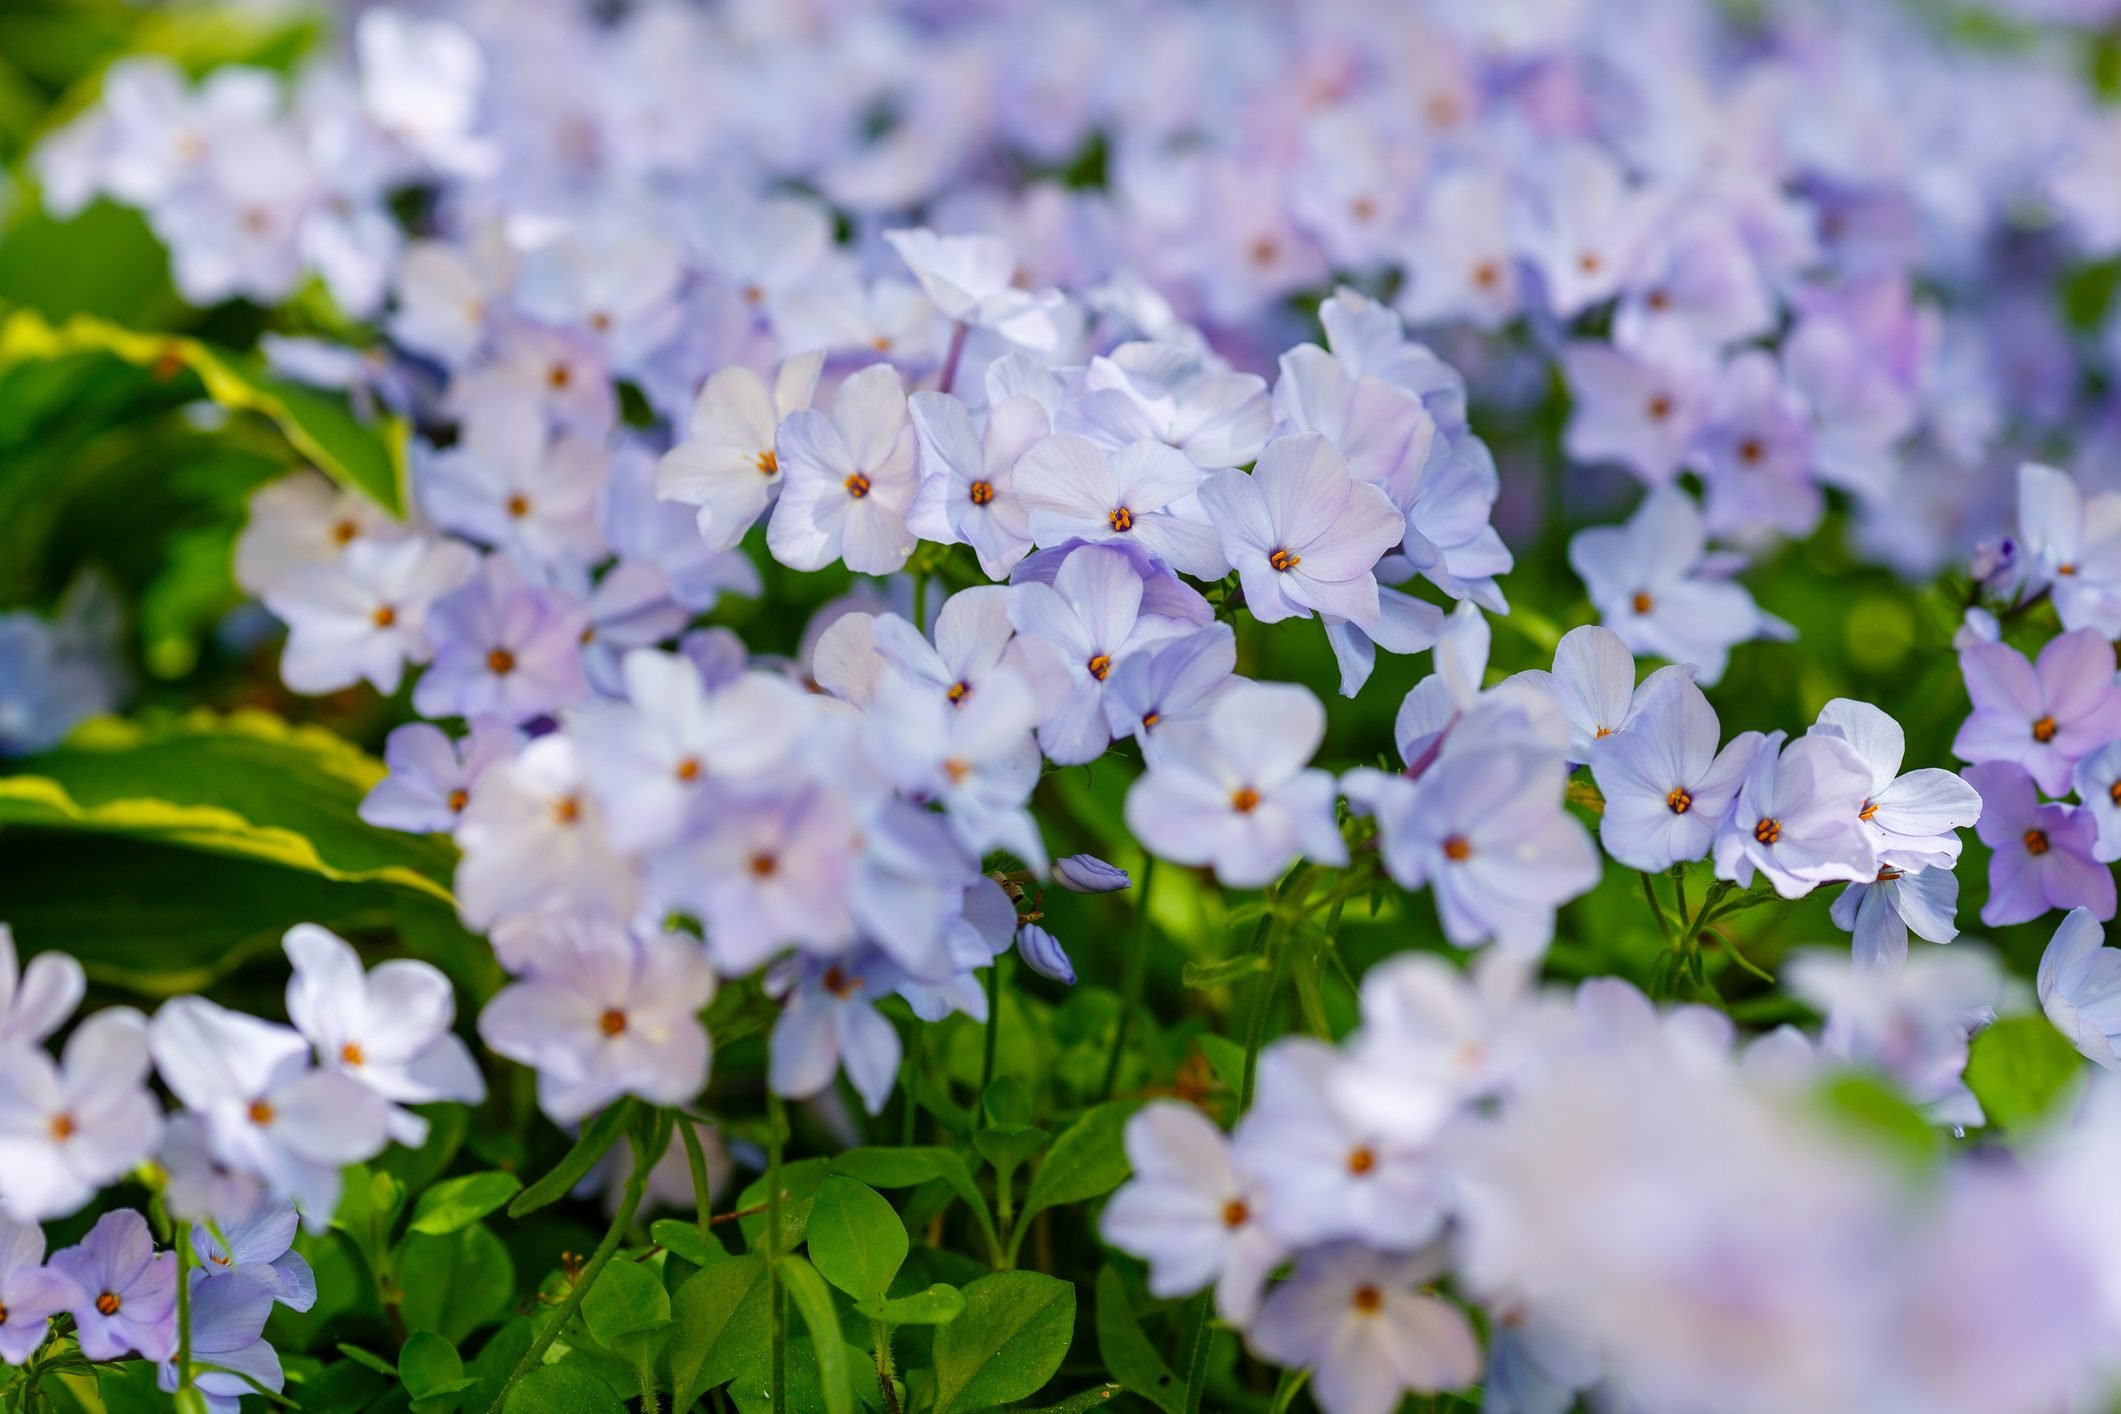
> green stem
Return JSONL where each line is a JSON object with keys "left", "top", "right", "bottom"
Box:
{"left": 174, "top": 1233, "right": 194, "bottom": 1392}
{"left": 871, "top": 1318, "right": 902, "bottom": 1414}
{"left": 677, "top": 1116, "right": 715, "bottom": 1258}
{"left": 981, "top": 959, "right": 1002, "bottom": 1099}
{"left": 1102, "top": 855, "right": 1157, "bottom": 1099}
{"left": 1639, "top": 871, "right": 1675, "bottom": 945}
{"left": 637, "top": 1353, "right": 662, "bottom": 1414}
{"left": 1237, "top": 919, "right": 1289, "bottom": 1112}
{"left": 484, "top": 1127, "right": 653, "bottom": 1414}
{"left": 912, "top": 568, "right": 929, "bottom": 638}
{"left": 766, "top": 1089, "right": 788, "bottom": 1414}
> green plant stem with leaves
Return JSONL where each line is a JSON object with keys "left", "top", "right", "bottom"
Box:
{"left": 482, "top": 1122, "right": 655, "bottom": 1414}
{"left": 766, "top": 1088, "right": 789, "bottom": 1414}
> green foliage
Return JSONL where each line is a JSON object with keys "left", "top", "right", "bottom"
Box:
{"left": 394, "top": 1225, "right": 515, "bottom": 1346}
{"left": 806, "top": 1177, "right": 910, "bottom": 1305}
{"left": 1094, "top": 1267, "right": 1185, "bottom": 1414}
{"left": 1966, "top": 1015, "right": 2086, "bottom": 1133}
{"left": 397, "top": 1332, "right": 478, "bottom": 1405}
{"left": 502, "top": 1362, "right": 627, "bottom": 1414}
{"left": 509, "top": 1100, "right": 637, "bottom": 1217}
{"left": 780, "top": 1256, "right": 859, "bottom": 1414}
{"left": 408, "top": 1173, "right": 524, "bottom": 1236}
{"left": 930, "top": 1271, "right": 1077, "bottom": 1413}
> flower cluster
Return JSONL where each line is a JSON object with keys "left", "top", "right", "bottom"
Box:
{"left": 1108, "top": 940, "right": 2121, "bottom": 1413}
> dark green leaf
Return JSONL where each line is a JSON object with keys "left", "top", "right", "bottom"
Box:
{"left": 509, "top": 1100, "right": 635, "bottom": 1217}
{"left": 827, "top": 1148, "right": 1000, "bottom": 1263}
{"left": 409, "top": 1173, "right": 522, "bottom": 1236}
{"left": 663, "top": 1254, "right": 772, "bottom": 1410}
{"left": 1021, "top": 1101, "right": 1140, "bottom": 1225}
{"left": 501, "top": 1363, "right": 626, "bottom": 1414}
{"left": 931, "top": 1271, "right": 1076, "bottom": 1414}
{"left": 973, "top": 1124, "right": 1048, "bottom": 1179}
{"left": 805, "top": 1177, "right": 908, "bottom": 1305}
{"left": 397, "top": 1332, "right": 476, "bottom": 1401}
{"left": 858, "top": 1283, "right": 965, "bottom": 1327}
{"left": 1094, "top": 1267, "right": 1183, "bottom": 1414}
{"left": 394, "top": 1225, "right": 514, "bottom": 1345}
{"left": 780, "top": 1256, "right": 857, "bottom": 1414}
{"left": 981, "top": 1076, "right": 1033, "bottom": 1127}
{"left": 650, "top": 1218, "right": 719, "bottom": 1268}
{"left": 581, "top": 1258, "right": 672, "bottom": 1347}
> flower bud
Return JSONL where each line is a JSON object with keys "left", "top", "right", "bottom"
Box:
{"left": 1052, "top": 854, "right": 1131, "bottom": 894}
{"left": 1015, "top": 924, "right": 1075, "bottom": 985}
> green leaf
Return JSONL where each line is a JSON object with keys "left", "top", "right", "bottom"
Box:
{"left": 336, "top": 1344, "right": 397, "bottom": 1377}
{"left": 1020, "top": 1101, "right": 1140, "bottom": 1227}
{"left": 780, "top": 1256, "right": 857, "bottom": 1414}
{"left": 1965, "top": 1014, "right": 2086, "bottom": 1132}
{"left": 734, "top": 1156, "right": 831, "bottom": 1251}
{"left": 931, "top": 1271, "right": 1076, "bottom": 1414}
{"left": 805, "top": 1177, "right": 909, "bottom": 1305}
{"left": 858, "top": 1283, "right": 965, "bottom": 1327}
{"left": 0, "top": 832, "right": 400, "bottom": 995}
{"left": 397, "top": 1332, "right": 477, "bottom": 1401}
{"left": 827, "top": 1148, "right": 1001, "bottom": 1263}
{"left": 581, "top": 1258, "right": 673, "bottom": 1347}
{"left": 1182, "top": 954, "right": 1269, "bottom": 990}
{"left": 501, "top": 1363, "right": 626, "bottom": 1414}
{"left": 972, "top": 1124, "right": 1048, "bottom": 1180}
{"left": 651, "top": 1218, "right": 719, "bottom": 1268}
{"left": 408, "top": 1172, "right": 522, "bottom": 1236}
{"left": 0, "top": 711, "right": 456, "bottom": 903}
{"left": 663, "top": 1254, "right": 772, "bottom": 1410}
{"left": 510, "top": 1100, "right": 636, "bottom": 1217}
{"left": 0, "top": 307, "right": 410, "bottom": 513}
{"left": 1094, "top": 1267, "right": 1183, "bottom": 1414}
{"left": 393, "top": 1225, "right": 514, "bottom": 1346}
{"left": 981, "top": 1076, "right": 1033, "bottom": 1127}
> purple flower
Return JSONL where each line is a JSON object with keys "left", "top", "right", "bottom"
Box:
{"left": 870, "top": 586, "right": 1066, "bottom": 717}
{"left": 1521, "top": 143, "right": 1659, "bottom": 319}
{"left": 1270, "top": 342, "right": 1436, "bottom": 504}
{"left": 1371, "top": 745, "right": 1600, "bottom": 954}
{"left": 1691, "top": 350, "right": 1821, "bottom": 540}
{"left": 0, "top": 924, "right": 82, "bottom": 1048}
{"left": 50, "top": 1210, "right": 176, "bottom": 1362}
{"left": 1401, "top": 433, "right": 1512, "bottom": 613}
{"left": 2039, "top": 908, "right": 2121, "bottom": 1070}
{"left": 0, "top": 1217, "right": 81, "bottom": 1364}
{"left": 1051, "top": 854, "right": 1131, "bottom": 894}
{"left": 656, "top": 354, "right": 822, "bottom": 552}
{"left": 1009, "top": 544, "right": 1193, "bottom": 764}
{"left": 147, "top": 997, "right": 392, "bottom": 1225}
{"left": 1561, "top": 332, "right": 1712, "bottom": 486}
{"left": 358, "top": 720, "right": 516, "bottom": 835}
{"left": 1124, "top": 681, "right": 1346, "bottom": 889}
{"left": 1505, "top": 623, "right": 1690, "bottom": 765}
{"left": 156, "top": 1268, "right": 280, "bottom": 1414}
{"left": 1790, "top": 950, "right": 1997, "bottom": 1128}
{"left": 1613, "top": 207, "right": 1774, "bottom": 352}
{"left": 1104, "top": 623, "right": 1237, "bottom": 742}
{"left": 2015, "top": 463, "right": 2121, "bottom": 637}
{"left": 568, "top": 650, "right": 808, "bottom": 854}
{"left": 1954, "top": 629, "right": 2121, "bottom": 797}
{"left": 478, "top": 918, "right": 715, "bottom": 1124}
{"left": 1966, "top": 761, "right": 2115, "bottom": 927}
{"left": 1233, "top": 1040, "right": 1450, "bottom": 1252}
{"left": 1010, "top": 537, "right": 1214, "bottom": 628}
{"left": 418, "top": 397, "right": 609, "bottom": 573}
{"left": 1712, "top": 731, "right": 1876, "bottom": 899}
{"left": 1831, "top": 866, "right": 1961, "bottom": 972}
{"left": 1014, "top": 924, "right": 1074, "bottom": 984}
{"left": 865, "top": 663, "right": 1046, "bottom": 870}
{"left": 1057, "top": 342, "right": 1270, "bottom": 471}
{"left": 1013, "top": 434, "right": 1228, "bottom": 580}
{"left": 190, "top": 1200, "right": 314, "bottom": 1312}
{"left": 765, "top": 950, "right": 904, "bottom": 1116}
{"left": 648, "top": 786, "right": 861, "bottom": 974}
{"left": 1198, "top": 432, "right": 1405, "bottom": 626}
{"left": 2071, "top": 740, "right": 2121, "bottom": 862}
{"left": 0, "top": 1008, "right": 162, "bottom": 1222}
{"left": 1590, "top": 672, "right": 1760, "bottom": 874}
{"left": 907, "top": 390, "right": 1044, "bottom": 579}
{"left": 453, "top": 735, "right": 634, "bottom": 930}
{"left": 264, "top": 534, "right": 478, "bottom": 696}
{"left": 1100, "top": 1102, "right": 1283, "bottom": 1325}
{"left": 1245, "top": 1242, "right": 1480, "bottom": 1412}
{"left": 1569, "top": 487, "right": 1784, "bottom": 686}
{"left": 413, "top": 557, "right": 591, "bottom": 724}
{"left": 1812, "top": 699, "right": 1982, "bottom": 871}
{"left": 284, "top": 925, "right": 484, "bottom": 1148}
{"left": 766, "top": 363, "right": 919, "bottom": 575}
